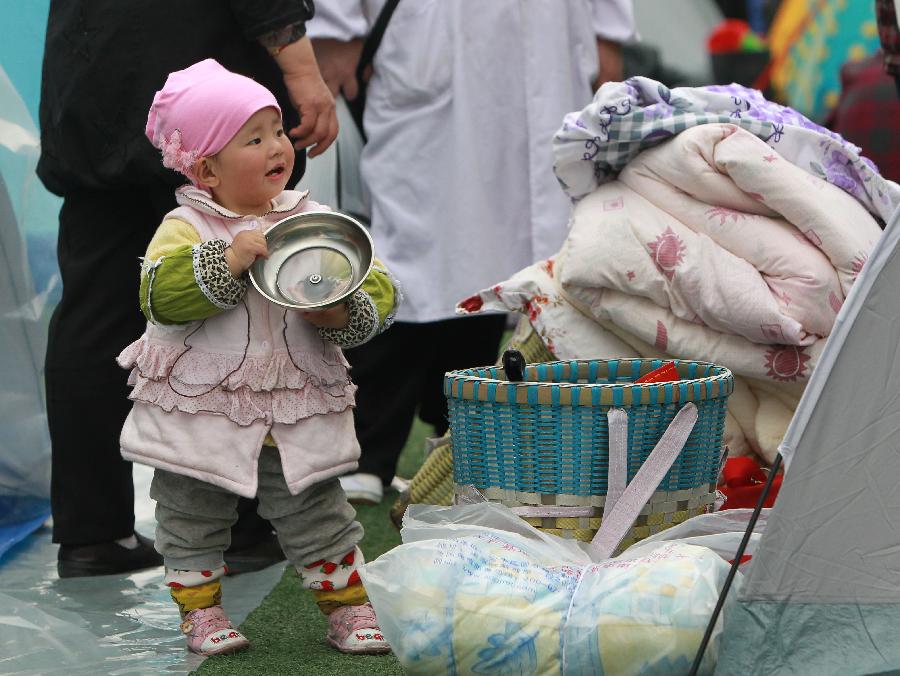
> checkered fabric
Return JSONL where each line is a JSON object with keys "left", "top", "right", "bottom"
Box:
{"left": 553, "top": 76, "right": 900, "bottom": 224}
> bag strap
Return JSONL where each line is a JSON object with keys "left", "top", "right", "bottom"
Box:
{"left": 589, "top": 402, "right": 699, "bottom": 560}
{"left": 347, "top": 0, "right": 401, "bottom": 135}
{"left": 357, "top": 0, "right": 401, "bottom": 79}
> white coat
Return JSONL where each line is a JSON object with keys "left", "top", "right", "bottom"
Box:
{"left": 308, "top": 0, "right": 637, "bottom": 323}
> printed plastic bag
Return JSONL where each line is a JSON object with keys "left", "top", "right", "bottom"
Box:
{"left": 625, "top": 508, "right": 768, "bottom": 570}
{"left": 361, "top": 503, "right": 739, "bottom": 675}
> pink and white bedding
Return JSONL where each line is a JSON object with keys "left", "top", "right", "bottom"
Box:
{"left": 459, "top": 124, "right": 884, "bottom": 463}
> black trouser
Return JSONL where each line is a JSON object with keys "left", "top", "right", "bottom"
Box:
{"left": 344, "top": 314, "right": 507, "bottom": 485}
{"left": 45, "top": 185, "right": 268, "bottom": 545}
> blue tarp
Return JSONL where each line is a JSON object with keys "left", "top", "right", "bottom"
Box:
{"left": 0, "top": 0, "right": 58, "bottom": 563}
{"left": 0, "top": 496, "right": 49, "bottom": 560}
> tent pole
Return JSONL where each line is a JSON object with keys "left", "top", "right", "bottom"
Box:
{"left": 687, "top": 452, "right": 783, "bottom": 676}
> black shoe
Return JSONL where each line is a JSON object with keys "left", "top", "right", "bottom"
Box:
{"left": 224, "top": 530, "right": 286, "bottom": 576}
{"left": 57, "top": 532, "right": 163, "bottom": 578}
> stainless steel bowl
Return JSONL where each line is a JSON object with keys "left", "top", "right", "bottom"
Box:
{"left": 249, "top": 211, "right": 374, "bottom": 310}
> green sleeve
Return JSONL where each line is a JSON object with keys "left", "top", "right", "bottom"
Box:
{"left": 140, "top": 239, "right": 248, "bottom": 325}
{"left": 360, "top": 261, "right": 400, "bottom": 328}
{"left": 317, "top": 259, "right": 402, "bottom": 348}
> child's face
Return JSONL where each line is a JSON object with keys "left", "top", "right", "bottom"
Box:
{"left": 206, "top": 107, "right": 294, "bottom": 215}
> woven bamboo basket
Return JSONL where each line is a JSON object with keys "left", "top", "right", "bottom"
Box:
{"left": 390, "top": 321, "right": 551, "bottom": 527}
{"left": 444, "top": 357, "right": 733, "bottom": 548}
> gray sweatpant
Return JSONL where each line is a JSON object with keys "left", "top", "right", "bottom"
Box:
{"left": 150, "top": 446, "right": 363, "bottom": 572}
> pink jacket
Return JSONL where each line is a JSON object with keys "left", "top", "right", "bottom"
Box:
{"left": 118, "top": 188, "right": 360, "bottom": 497}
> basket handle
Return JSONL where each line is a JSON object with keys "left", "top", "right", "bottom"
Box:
{"left": 589, "top": 402, "right": 699, "bottom": 560}
{"left": 502, "top": 349, "right": 526, "bottom": 382}
{"left": 603, "top": 407, "right": 629, "bottom": 518}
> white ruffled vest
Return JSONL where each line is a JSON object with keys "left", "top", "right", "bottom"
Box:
{"left": 118, "top": 188, "right": 360, "bottom": 497}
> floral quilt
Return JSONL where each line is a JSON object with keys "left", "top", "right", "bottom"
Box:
{"left": 459, "top": 83, "right": 898, "bottom": 462}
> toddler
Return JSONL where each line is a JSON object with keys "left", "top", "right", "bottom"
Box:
{"left": 117, "top": 59, "right": 399, "bottom": 657}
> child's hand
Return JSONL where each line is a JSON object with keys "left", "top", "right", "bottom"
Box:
{"left": 225, "top": 229, "right": 268, "bottom": 276}
{"left": 302, "top": 302, "right": 349, "bottom": 329}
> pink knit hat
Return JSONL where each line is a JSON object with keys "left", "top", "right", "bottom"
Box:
{"left": 146, "top": 59, "right": 281, "bottom": 184}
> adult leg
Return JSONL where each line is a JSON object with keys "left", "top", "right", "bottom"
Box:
{"left": 223, "top": 491, "right": 285, "bottom": 574}
{"left": 343, "top": 322, "right": 430, "bottom": 487}
{"left": 418, "top": 314, "right": 508, "bottom": 437}
{"left": 48, "top": 187, "right": 166, "bottom": 575}
{"left": 255, "top": 448, "right": 362, "bottom": 568}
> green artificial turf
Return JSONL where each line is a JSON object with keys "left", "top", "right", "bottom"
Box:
{"left": 195, "top": 417, "right": 432, "bottom": 675}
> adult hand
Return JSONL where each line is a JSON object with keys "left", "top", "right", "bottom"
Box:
{"left": 302, "top": 302, "right": 350, "bottom": 329}
{"left": 273, "top": 36, "right": 338, "bottom": 158}
{"left": 593, "top": 38, "right": 624, "bottom": 91}
{"left": 312, "top": 38, "right": 365, "bottom": 101}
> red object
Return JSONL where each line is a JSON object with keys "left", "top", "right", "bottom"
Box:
{"left": 635, "top": 361, "right": 680, "bottom": 384}
{"left": 719, "top": 456, "right": 782, "bottom": 510}
{"left": 707, "top": 19, "right": 752, "bottom": 54}
{"left": 458, "top": 295, "right": 484, "bottom": 313}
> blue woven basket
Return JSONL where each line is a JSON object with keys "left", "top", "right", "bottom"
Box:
{"left": 445, "top": 358, "right": 733, "bottom": 499}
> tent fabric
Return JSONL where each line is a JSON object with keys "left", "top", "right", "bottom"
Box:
{"left": 778, "top": 203, "right": 900, "bottom": 472}
{"left": 719, "top": 602, "right": 900, "bottom": 675}
{"left": 719, "top": 204, "right": 900, "bottom": 673}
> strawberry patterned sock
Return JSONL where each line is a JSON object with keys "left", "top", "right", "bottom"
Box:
{"left": 297, "top": 546, "right": 365, "bottom": 592}
{"left": 165, "top": 564, "right": 227, "bottom": 588}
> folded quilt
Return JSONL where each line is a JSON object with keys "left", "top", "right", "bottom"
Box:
{"left": 458, "top": 79, "right": 900, "bottom": 463}
{"left": 458, "top": 258, "right": 804, "bottom": 463}
{"left": 558, "top": 123, "right": 881, "bottom": 347}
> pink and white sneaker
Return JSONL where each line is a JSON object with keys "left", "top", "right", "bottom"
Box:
{"left": 180, "top": 605, "right": 250, "bottom": 656}
{"left": 326, "top": 602, "right": 391, "bottom": 654}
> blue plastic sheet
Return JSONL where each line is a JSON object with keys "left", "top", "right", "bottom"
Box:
{"left": 0, "top": 0, "right": 60, "bottom": 564}
{"left": 0, "top": 496, "right": 49, "bottom": 561}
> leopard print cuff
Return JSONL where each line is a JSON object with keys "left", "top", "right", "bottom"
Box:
{"left": 318, "top": 290, "right": 379, "bottom": 348}
{"left": 193, "top": 240, "right": 247, "bottom": 309}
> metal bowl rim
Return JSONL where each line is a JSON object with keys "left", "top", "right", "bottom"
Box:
{"left": 248, "top": 210, "right": 375, "bottom": 310}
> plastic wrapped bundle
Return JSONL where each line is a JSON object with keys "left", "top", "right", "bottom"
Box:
{"left": 361, "top": 504, "right": 732, "bottom": 675}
